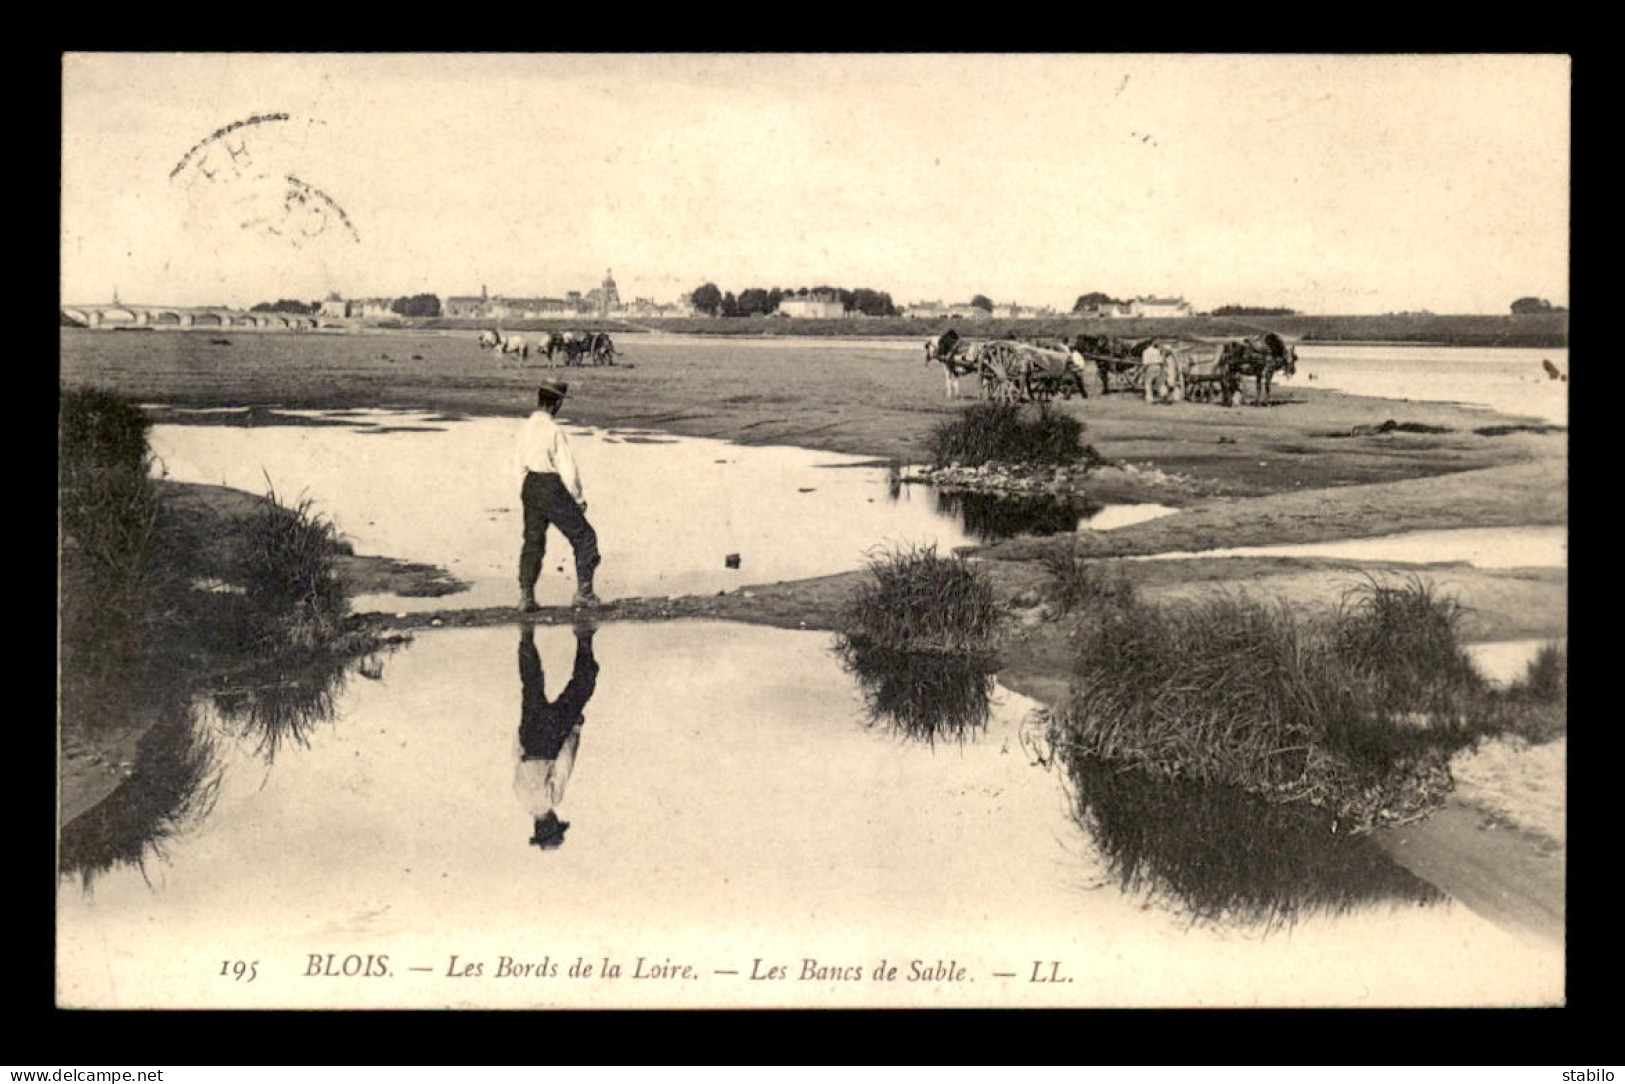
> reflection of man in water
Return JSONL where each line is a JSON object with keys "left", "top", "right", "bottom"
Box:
{"left": 515, "top": 622, "right": 599, "bottom": 850}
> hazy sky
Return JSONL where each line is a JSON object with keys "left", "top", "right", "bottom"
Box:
{"left": 61, "top": 53, "right": 1569, "bottom": 315}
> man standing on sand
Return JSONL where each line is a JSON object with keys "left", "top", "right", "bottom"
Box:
{"left": 515, "top": 381, "right": 600, "bottom": 611}
{"left": 1142, "top": 341, "right": 1168, "bottom": 404}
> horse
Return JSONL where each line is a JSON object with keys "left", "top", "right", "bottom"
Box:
{"left": 1218, "top": 333, "right": 1297, "bottom": 405}
{"left": 481, "top": 329, "right": 530, "bottom": 362}
{"left": 1070, "top": 334, "right": 1154, "bottom": 395}
{"left": 925, "top": 338, "right": 980, "bottom": 398}
{"left": 548, "top": 330, "right": 593, "bottom": 366}
{"left": 589, "top": 331, "right": 616, "bottom": 366}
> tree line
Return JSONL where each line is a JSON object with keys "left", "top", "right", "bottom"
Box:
{"left": 688, "top": 283, "right": 900, "bottom": 318}
{"left": 251, "top": 294, "right": 444, "bottom": 317}
{"left": 1211, "top": 304, "right": 1299, "bottom": 316}
{"left": 1071, "top": 293, "right": 1300, "bottom": 317}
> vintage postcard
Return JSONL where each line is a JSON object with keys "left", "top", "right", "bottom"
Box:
{"left": 58, "top": 52, "right": 1568, "bottom": 1009}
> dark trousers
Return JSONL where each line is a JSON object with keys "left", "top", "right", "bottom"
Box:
{"left": 520, "top": 472, "right": 600, "bottom": 596}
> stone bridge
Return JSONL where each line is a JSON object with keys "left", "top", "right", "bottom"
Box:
{"left": 61, "top": 304, "right": 320, "bottom": 330}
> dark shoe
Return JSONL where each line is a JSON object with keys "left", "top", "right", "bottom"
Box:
{"left": 571, "top": 588, "right": 600, "bottom": 609}
{"left": 517, "top": 596, "right": 541, "bottom": 613}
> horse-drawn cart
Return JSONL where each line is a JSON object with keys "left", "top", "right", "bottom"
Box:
{"left": 976, "top": 341, "right": 1089, "bottom": 404}
{"left": 546, "top": 330, "right": 618, "bottom": 367}
{"left": 1070, "top": 336, "right": 1151, "bottom": 395}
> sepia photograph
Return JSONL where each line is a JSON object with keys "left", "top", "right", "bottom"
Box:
{"left": 57, "top": 51, "right": 1568, "bottom": 1010}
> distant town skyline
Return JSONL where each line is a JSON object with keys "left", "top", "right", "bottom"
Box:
{"left": 62, "top": 53, "right": 1569, "bottom": 316}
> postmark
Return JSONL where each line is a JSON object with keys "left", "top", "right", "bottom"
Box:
{"left": 170, "top": 113, "right": 359, "bottom": 246}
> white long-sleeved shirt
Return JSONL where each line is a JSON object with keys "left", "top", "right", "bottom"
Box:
{"left": 513, "top": 726, "right": 583, "bottom": 817}
{"left": 513, "top": 410, "right": 585, "bottom": 502}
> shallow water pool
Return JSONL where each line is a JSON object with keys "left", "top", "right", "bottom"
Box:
{"left": 148, "top": 409, "right": 1169, "bottom": 610}
{"left": 1295, "top": 345, "right": 1568, "bottom": 426}
{"left": 1138, "top": 525, "right": 1567, "bottom": 570}
{"left": 1464, "top": 638, "right": 1567, "bottom": 688}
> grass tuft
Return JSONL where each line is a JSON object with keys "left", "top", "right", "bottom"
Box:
{"left": 1051, "top": 575, "right": 1506, "bottom": 830}
{"left": 928, "top": 402, "right": 1092, "bottom": 469}
{"left": 1480, "top": 641, "right": 1567, "bottom": 745}
{"left": 59, "top": 387, "right": 160, "bottom": 612}
{"left": 1508, "top": 641, "right": 1566, "bottom": 705}
{"left": 840, "top": 543, "right": 1001, "bottom": 654}
{"left": 60, "top": 386, "right": 154, "bottom": 477}
{"left": 1040, "top": 541, "right": 1136, "bottom": 616}
{"left": 241, "top": 478, "right": 348, "bottom": 650}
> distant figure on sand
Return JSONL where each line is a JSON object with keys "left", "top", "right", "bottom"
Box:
{"left": 515, "top": 622, "right": 599, "bottom": 851}
{"left": 1142, "top": 341, "right": 1178, "bottom": 403}
{"left": 514, "top": 381, "right": 601, "bottom": 611}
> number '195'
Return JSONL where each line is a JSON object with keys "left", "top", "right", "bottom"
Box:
{"left": 221, "top": 959, "right": 259, "bottom": 982}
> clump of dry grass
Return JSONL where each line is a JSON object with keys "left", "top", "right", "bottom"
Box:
{"left": 841, "top": 544, "right": 1001, "bottom": 654}
{"left": 59, "top": 387, "right": 162, "bottom": 737}
{"left": 1508, "top": 641, "right": 1566, "bottom": 705}
{"left": 1051, "top": 576, "right": 1503, "bottom": 831}
{"left": 1482, "top": 641, "right": 1567, "bottom": 746}
{"left": 928, "top": 402, "right": 1091, "bottom": 469}
{"left": 59, "top": 387, "right": 160, "bottom": 605}
{"left": 1040, "top": 540, "right": 1135, "bottom": 616}
{"left": 837, "top": 544, "right": 1005, "bottom": 743}
{"left": 240, "top": 478, "right": 348, "bottom": 650}
{"left": 59, "top": 386, "right": 153, "bottom": 478}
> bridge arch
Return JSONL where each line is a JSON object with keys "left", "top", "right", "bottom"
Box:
{"left": 191, "top": 312, "right": 223, "bottom": 327}
{"left": 99, "top": 307, "right": 139, "bottom": 326}
{"left": 149, "top": 310, "right": 182, "bottom": 326}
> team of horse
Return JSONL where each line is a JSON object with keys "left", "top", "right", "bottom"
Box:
{"left": 479, "top": 329, "right": 617, "bottom": 367}
{"left": 929, "top": 331, "right": 1298, "bottom": 406}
